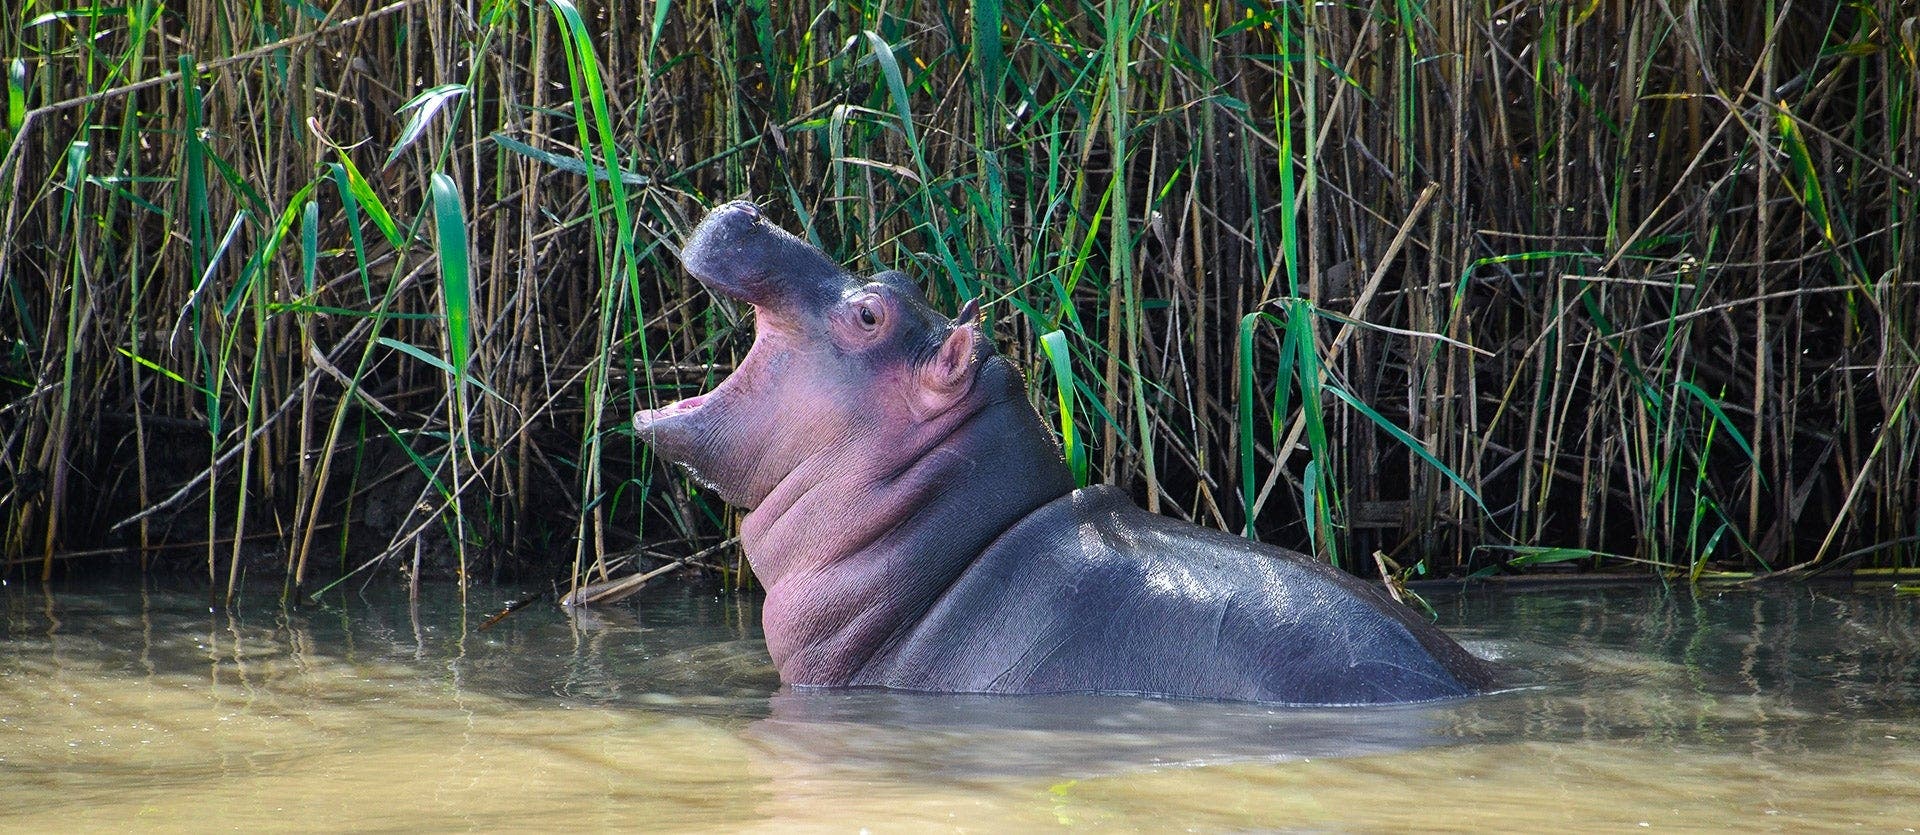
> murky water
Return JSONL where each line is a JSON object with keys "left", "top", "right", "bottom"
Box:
{"left": 3, "top": 576, "right": 1917, "bottom": 831}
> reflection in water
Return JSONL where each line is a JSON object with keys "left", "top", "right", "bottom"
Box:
{"left": 2, "top": 577, "right": 1917, "bottom": 830}
{"left": 752, "top": 689, "right": 1457, "bottom": 777}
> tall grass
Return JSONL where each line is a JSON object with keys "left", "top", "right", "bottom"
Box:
{"left": 1, "top": 1, "right": 1914, "bottom": 595}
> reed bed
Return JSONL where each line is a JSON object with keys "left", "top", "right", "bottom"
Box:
{"left": 1, "top": 0, "right": 1914, "bottom": 594}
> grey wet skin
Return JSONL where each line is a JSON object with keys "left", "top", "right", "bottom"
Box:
{"left": 634, "top": 200, "right": 1496, "bottom": 705}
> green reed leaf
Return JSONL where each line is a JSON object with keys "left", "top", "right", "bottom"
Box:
{"left": 1504, "top": 546, "right": 1609, "bottom": 566}
{"left": 6, "top": 59, "right": 25, "bottom": 132}
{"left": 26, "top": 7, "right": 132, "bottom": 27}
{"left": 324, "top": 163, "right": 374, "bottom": 300}
{"left": 386, "top": 84, "right": 469, "bottom": 169}
{"left": 972, "top": 0, "right": 1005, "bottom": 101}
{"left": 375, "top": 337, "right": 508, "bottom": 405}
{"left": 1774, "top": 104, "right": 1833, "bottom": 243}
{"left": 115, "top": 347, "right": 211, "bottom": 395}
{"left": 1236, "top": 311, "right": 1265, "bottom": 536}
{"left": 1328, "top": 385, "right": 1490, "bottom": 517}
{"left": 489, "top": 132, "right": 651, "bottom": 184}
{"left": 1676, "top": 381, "right": 1757, "bottom": 463}
{"left": 1040, "top": 329, "right": 1088, "bottom": 488}
{"left": 429, "top": 172, "right": 472, "bottom": 384}
{"left": 864, "top": 30, "right": 918, "bottom": 151}
{"left": 331, "top": 152, "right": 403, "bottom": 249}
{"left": 300, "top": 199, "right": 318, "bottom": 295}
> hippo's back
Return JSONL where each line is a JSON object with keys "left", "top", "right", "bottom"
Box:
{"left": 855, "top": 486, "right": 1495, "bottom": 704}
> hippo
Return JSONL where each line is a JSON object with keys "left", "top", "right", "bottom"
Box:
{"left": 631, "top": 200, "right": 1497, "bottom": 705}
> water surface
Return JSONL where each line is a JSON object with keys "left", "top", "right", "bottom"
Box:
{"left": 3, "top": 577, "right": 1917, "bottom": 831}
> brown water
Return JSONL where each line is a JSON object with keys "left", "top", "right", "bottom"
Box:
{"left": 3, "top": 577, "right": 1918, "bottom": 832}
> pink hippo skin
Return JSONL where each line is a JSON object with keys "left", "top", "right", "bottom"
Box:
{"left": 633, "top": 201, "right": 1496, "bottom": 704}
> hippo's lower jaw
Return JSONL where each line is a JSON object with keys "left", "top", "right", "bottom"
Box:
{"left": 630, "top": 386, "right": 718, "bottom": 466}
{"left": 627, "top": 306, "right": 794, "bottom": 509}
{"left": 630, "top": 377, "right": 761, "bottom": 508}
{"left": 631, "top": 393, "right": 708, "bottom": 431}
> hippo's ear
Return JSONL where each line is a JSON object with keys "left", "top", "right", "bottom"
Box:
{"left": 912, "top": 319, "right": 980, "bottom": 420}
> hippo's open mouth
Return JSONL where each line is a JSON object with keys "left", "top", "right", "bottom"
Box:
{"left": 631, "top": 391, "right": 710, "bottom": 431}
{"left": 631, "top": 309, "right": 763, "bottom": 435}
{"left": 635, "top": 199, "right": 840, "bottom": 438}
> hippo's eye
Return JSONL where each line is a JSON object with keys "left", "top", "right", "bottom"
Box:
{"left": 858, "top": 306, "right": 879, "bottom": 328}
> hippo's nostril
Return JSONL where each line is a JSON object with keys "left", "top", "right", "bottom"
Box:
{"left": 738, "top": 202, "right": 762, "bottom": 221}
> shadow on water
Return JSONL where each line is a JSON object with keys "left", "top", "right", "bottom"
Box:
{"left": 4, "top": 574, "right": 1919, "bottom": 828}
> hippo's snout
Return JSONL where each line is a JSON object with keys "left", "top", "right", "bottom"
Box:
{"left": 701, "top": 200, "right": 764, "bottom": 239}
{"left": 681, "top": 200, "right": 848, "bottom": 314}
{"left": 679, "top": 201, "right": 768, "bottom": 293}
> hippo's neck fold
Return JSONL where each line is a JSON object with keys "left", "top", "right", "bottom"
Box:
{"left": 741, "top": 362, "right": 1075, "bottom": 685}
